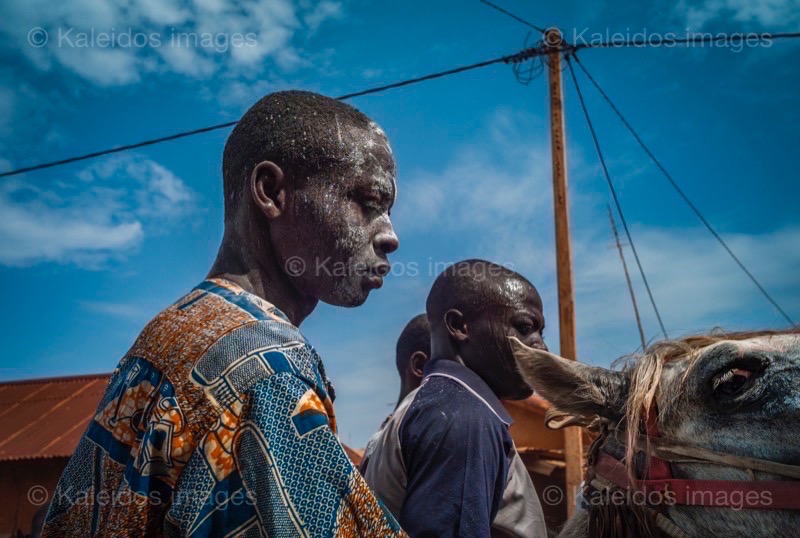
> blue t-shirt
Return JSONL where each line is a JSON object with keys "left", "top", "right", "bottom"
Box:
{"left": 388, "top": 358, "right": 545, "bottom": 538}
{"left": 362, "top": 358, "right": 547, "bottom": 537}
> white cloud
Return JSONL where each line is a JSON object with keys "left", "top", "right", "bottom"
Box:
{"left": 394, "top": 109, "right": 551, "bottom": 233}
{"left": 393, "top": 108, "right": 799, "bottom": 363}
{"left": 361, "top": 68, "right": 383, "bottom": 80}
{"left": 393, "top": 108, "right": 595, "bottom": 286}
{"left": 0, "top": 155, "right": 197, "bottom": 267}
{"left": 81, "top": 301, "right": 150, "bottom": 320}
{"left": 53, "top": 47, "right": 143, "bottom": 86}
{"left": 679, "top": 0, "right": 800, "bottom": 29}
{"left": 0, "top": 0, "right": 343, "bottom": 86}
{"left": 138, "top": 0, "right": 191, "bottom": 26}
{"left": 0, "top": 87, "right": 14, "bottom": 139}
{"left": 305, "top": 1, "right": 343, "bottom": 33}
{"left": 569, "top": 223, "right": 800, "bottom": 361}
{"left": 216, "top": 79, "right": 280, "bottom": 109}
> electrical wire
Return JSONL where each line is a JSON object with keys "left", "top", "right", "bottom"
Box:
{"left": 5, "top": 29, "right": 799, "bottom": 179}
{"left": 0, "top": 45, "right": 546, "bottom": 179}
{"left": 478, "top": 0, "right": 548, "bottom": 34}
{"left": 512, "top": 32, "right": 545, "bottom": 85}
{"left": 566, "top": 54, "right": 669, "bottom": 338}
{"left": 571, "top": 53, "right": 795, "bottom": 325}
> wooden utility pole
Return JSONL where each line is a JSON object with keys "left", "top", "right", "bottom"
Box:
{"left": 608, "top": 206, "right": 647, "bottom": 350}
{"left": 545, "top": 28, "right": 583, "bottom": 516}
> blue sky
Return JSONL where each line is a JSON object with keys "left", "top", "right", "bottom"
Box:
{"left": 0, "top": 0, "right": 798, "bottom": 446}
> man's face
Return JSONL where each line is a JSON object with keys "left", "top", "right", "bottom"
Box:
{"left": 273, "top": 122, "right": 399, "bottom": 307}
{"left": 464, "top": 278, "right": 546, "bottom": 400}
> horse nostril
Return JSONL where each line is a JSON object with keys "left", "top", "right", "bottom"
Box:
{"left": 529, "top": 341, "right": 548, "bottom": 352}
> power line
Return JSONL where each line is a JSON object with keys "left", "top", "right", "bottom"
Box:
{"left": 571, "top": 53, "right": 795, "bottom": 326}
{"left": 576, "top": 31, "right": 800, "bottom": 49}
{"left": 4, "top": 28, "right": 799, "bottom": 180}
{"left": 608, "top": 205, "right": 647, "bottom": 351}
{"left": 512, "top": 31, "right": 546, "bottom": 85}
{"left": 565, "top": 54, "right": 669, "bottom": 339}
{"left": 0, "top": 121, "right": 240, "bottom": 179}
{"left": 337, "top": 49, "right": 538, "bottom": 99}
{"left": 0, "top": 46, "right": 546, "bottom": 180}
{"left": 478, "top": 0, "right": 548, "bottom": 34}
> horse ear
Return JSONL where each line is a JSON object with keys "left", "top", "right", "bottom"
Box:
{"left": 510, "top": 338, "right": 628, "bottom": 422}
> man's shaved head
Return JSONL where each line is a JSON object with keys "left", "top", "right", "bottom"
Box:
{"left": 222, "top": 90, "right": 379, "bottom": 219}
{"left": 426, "top": 259, "right": 546, "bottom": 400}
{"left": 214, "top": 90, "right": 398, "bottom": 314}
{"left": 396, "top": 313, "right": 431, "bottom": 374}
{"left": 394, "top": 313, "right": 431, "bottom": 405}
{"left": 426, "top": 260, "right": 535, "bottom": 329}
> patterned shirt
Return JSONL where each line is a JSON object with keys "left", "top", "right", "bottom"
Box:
{"left": 42, "top": 278, "right": 404, "bottom": 537}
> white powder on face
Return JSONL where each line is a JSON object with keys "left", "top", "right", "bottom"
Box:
{"left": 335, "top": 114, "right": 343, "bottom": 145}
{"left": 292, "top": 119, "right": 396, "bottom": 306}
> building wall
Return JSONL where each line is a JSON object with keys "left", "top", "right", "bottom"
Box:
{"left": 506, "top": 405, "right": 565, "bottom": 450}
{"left": 0, "top": 459, "right": 68, "bottom": 538}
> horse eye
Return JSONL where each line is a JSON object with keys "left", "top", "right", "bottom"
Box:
{"left": 516, "top": 323, "right": 534, "bottom": 336}
{"left": 711, "top": 367, "right": 754, "bottom": 396}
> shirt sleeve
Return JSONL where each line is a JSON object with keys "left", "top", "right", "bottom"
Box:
{"left": 234, "top": 371, "right": 404, "bottom": 537}
{"left": 398, "top": 389, "right": 512, "bottom": 538}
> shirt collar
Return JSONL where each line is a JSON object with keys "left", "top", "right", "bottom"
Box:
{"left": 423, "top": 359, "right": 514, "bottom": 426}
{"left": 198, "top": 278, "right": 292, "bottom": 324}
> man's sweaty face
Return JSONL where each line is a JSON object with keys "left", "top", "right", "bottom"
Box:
{"left": 280, "top": 123, "right": 399, "bottom": 307}
{"left": 468, "top": 280, "right": 546, "bottom": 400}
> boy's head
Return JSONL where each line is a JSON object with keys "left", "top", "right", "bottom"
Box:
{"left": 426, "top": 259, "right": 546, "bottom": 400}
{"left": 396, "top": 314, "right": 431, "bottom": 398}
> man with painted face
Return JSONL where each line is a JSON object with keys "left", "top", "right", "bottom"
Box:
{"left": 43, "top": 91, "right": 403, "bottom": 537}
{"left": 362, "top": 260, "right": 548, "bottom": 537}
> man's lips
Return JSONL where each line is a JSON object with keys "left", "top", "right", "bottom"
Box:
{"left": 373, "top": 262, "right": 391, "bottom": 277}
{"left": 365, "top": 263, "right": 389, "bottom": 289}
{"left": 366, "top": 274, "right": 384, "bottom": 289}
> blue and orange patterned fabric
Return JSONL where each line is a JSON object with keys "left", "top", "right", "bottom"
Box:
{"left": 42, "top": 278, "right": 404, "bottom": 537}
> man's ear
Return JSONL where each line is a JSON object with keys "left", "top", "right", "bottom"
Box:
{"left": 409, "top": 351, "right": 429, "bottom": 379}
{"left": 251, "top": 161, "right": 287, "bottom": 219}
{"left": 509, "top": 337, "right": 628, "bottom": 422}
{"left": 443, "top": 309, "right": 468, "bottom": 343}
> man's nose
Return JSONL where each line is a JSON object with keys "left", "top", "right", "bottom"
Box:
{"left": 374, "top": 220, "right": 399, "bottom": 255}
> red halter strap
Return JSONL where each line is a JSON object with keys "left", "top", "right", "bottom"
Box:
{"left": 644, "top": 405, "right": 672, "bottom": 481}
{"left": 594, "top": 451, "right": 800, "bottom": 510}
{"left": 591, "top": 405, "right": 800, "bottom": 511}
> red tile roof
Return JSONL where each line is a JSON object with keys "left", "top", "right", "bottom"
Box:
{"left": 0, "top": 373, "right": 110, "bottom": 461}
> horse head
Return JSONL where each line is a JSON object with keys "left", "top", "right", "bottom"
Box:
{"left": 512, "top": 329, "right": 800, "bottom": 537}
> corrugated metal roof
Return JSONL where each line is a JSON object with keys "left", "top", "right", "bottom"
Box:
{"left": 342, "top": 444, "right": 364, "bottom": 466}
{"left": 0, "top": 373, "right": 372, "bottom": 467}
{"left": 0, "top": 373, "right": 110, "bottom": 461}
{"left": 0, "top": 374, "right": 553, "bottom": 463}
